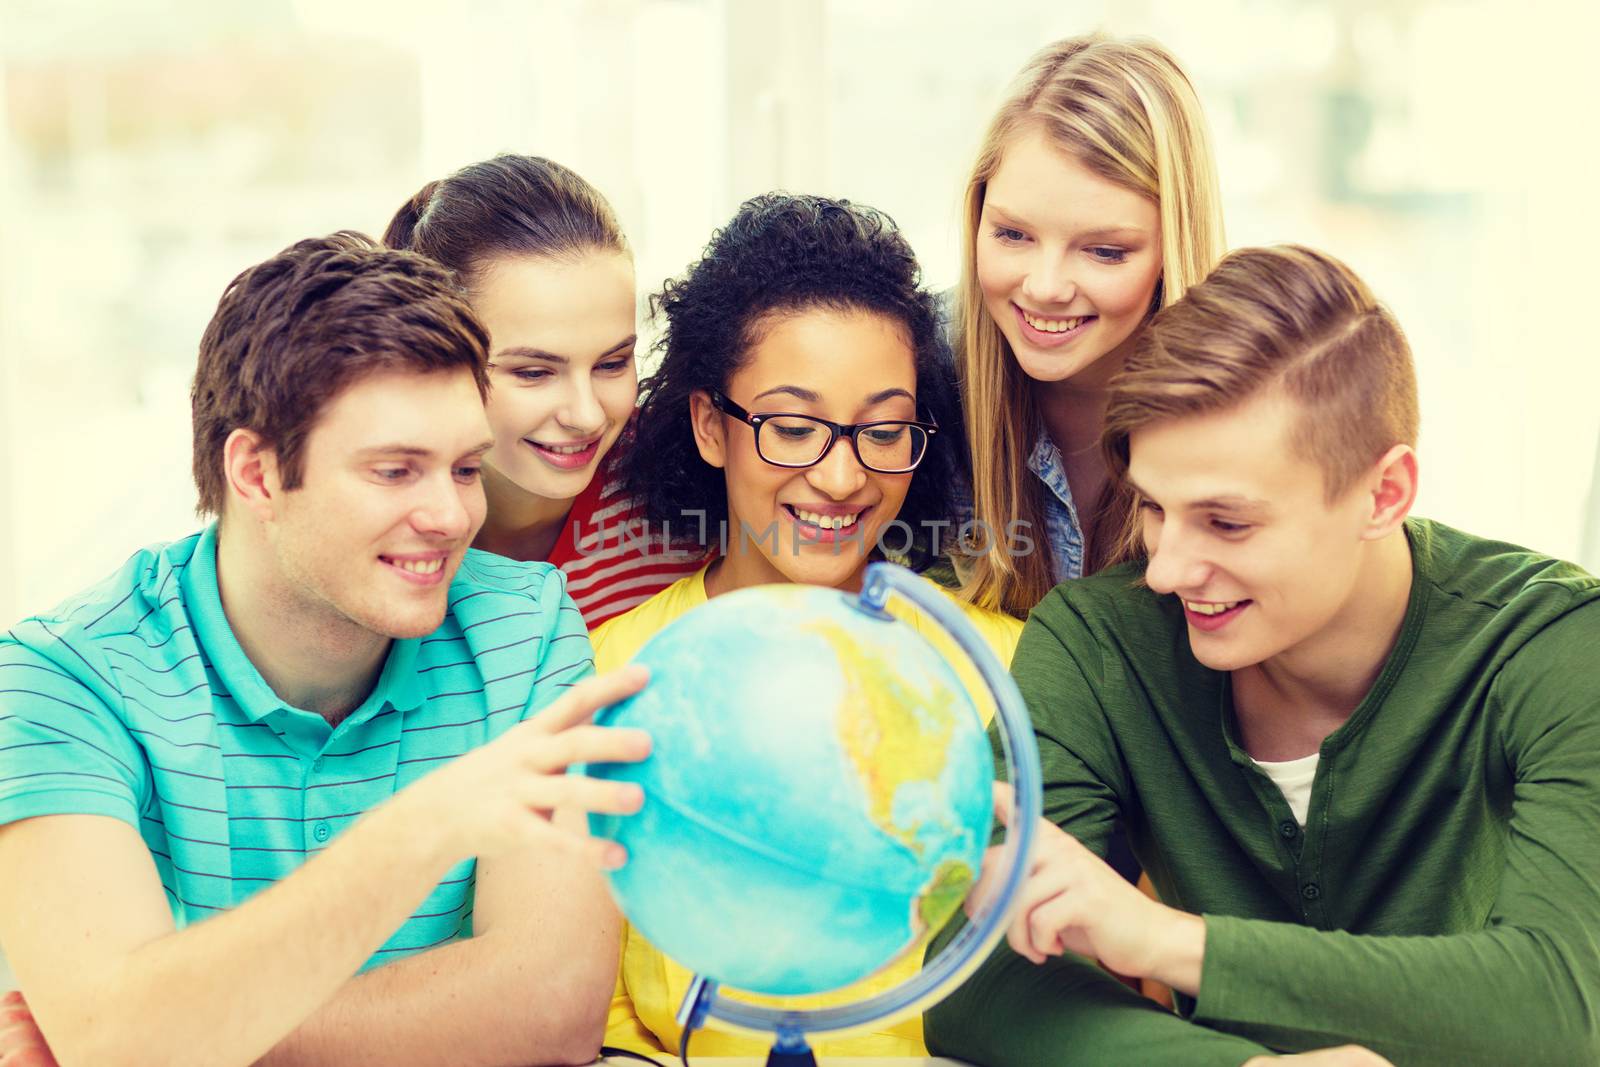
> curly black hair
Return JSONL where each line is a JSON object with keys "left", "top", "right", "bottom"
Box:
{"left": 619, "top": 192, "right": 965, "bottom": 569}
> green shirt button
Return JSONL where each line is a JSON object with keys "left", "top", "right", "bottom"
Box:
{"left": 311, "top": 757, "right": 325, "bottom": 772}
{"left": 1279, "top": 820, "right": 1299, "bottom": 838}
{"left": 312, "top": 821, "right": 331, "bottom": 843}
{"left": 1302, "top": 882, "right": 1321, "bottom": 900}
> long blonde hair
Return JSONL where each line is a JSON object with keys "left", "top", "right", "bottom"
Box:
{"left": 958, "top": 35, "right": 1226, "bottom": 617}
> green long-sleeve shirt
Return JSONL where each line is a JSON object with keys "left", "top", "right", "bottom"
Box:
{"left": 926, "top": 519, "right": 1600, "bottom": 1066}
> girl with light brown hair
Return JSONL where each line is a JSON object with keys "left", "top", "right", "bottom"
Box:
{"left": 955, "top": 34, "right": 1227, "bottom": 617}
{"left": 385, "top": 155, "right": 706, "bottom": 629}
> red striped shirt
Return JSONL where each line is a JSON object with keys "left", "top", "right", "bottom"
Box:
{"left": 546, "top": 451, "right": 707, "bottom": 629}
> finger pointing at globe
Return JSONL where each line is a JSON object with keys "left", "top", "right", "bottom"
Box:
{"left": 988, "top": 777, "right": 1209, "bottom": 991}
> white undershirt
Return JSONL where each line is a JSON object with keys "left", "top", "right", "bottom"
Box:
{"left": 1253, "top": 752, "right": 1321, "bottom": 827}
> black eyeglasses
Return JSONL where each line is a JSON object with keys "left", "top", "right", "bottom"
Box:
{"left": 709, "top": 390, "right": 937, "bottom": 474}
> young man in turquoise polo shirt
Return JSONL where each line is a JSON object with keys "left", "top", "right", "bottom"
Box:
{"left": 927, "top": 247, "right": 1600, "bottom": 1067}
{"left": 0, "top": 233, "right": 653, "bottom": 1067}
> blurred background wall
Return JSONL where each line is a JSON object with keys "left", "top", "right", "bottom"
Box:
{"left": 2, "top": 0, "right": 1598, "bottom": 628}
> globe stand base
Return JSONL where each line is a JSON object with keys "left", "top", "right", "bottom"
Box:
{"left": 766, "top": 1030, "right": 816, "bottom": 1067}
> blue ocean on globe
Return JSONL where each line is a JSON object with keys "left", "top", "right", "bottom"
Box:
{"left": 588, "top": 583, "right": 994, "bottom": 997}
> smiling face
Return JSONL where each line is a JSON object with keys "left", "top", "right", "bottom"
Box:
{"left": 1129, "top": 389, "right": 1380, "bottom": 672}
{"left": 267, "top": 367, "right": 493, "bottom": 640}
{"left": 690, "top": 306, "right": 920, "bottom": 591}
{"left": 976, "top": 124, "right": 1163, "bottom": 390}
{"left": 473, "top": 251, "right": 637, "bottom": 501}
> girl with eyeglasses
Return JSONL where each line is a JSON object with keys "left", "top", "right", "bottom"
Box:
{"left": 595, "top": 193, "right": 1022, "bottom": 1058}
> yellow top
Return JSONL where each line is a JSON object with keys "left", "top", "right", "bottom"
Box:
{"left": 592, "top": 565, "right": 1024, "bottom": 1057}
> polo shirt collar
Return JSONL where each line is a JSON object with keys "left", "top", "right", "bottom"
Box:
{"left": 182, "top": 524, "right": 425, "bottom": 724}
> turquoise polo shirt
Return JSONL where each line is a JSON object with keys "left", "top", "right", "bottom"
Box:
{"left": 0, "top": 525, "right": 594, "bottom": 968}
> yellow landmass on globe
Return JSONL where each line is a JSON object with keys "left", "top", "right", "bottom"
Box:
{"left": 808, "top": 620, "right": 962, "bottom": 859}
{"left": 917, "top": 857, "right": 976, "bottom": 931}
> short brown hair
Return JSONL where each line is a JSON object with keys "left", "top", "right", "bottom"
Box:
{"left": 1105, "top": 245, "right": 1418, "bottom": 541}
{"left": 190, "top": 231, "right": 490, "bottom": 515}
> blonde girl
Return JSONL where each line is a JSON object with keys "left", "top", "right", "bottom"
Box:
{"left": 957, "top": 35, "right": 1226, "bottom": 616}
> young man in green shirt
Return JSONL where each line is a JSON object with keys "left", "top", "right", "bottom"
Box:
{"left": 927, "top": 246, "right": 1600, "bottom": 1067}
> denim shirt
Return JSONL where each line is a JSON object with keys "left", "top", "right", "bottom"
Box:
{"left": 937, "top": 288, "right": 1087, "bottom": 585}
{"left": 1026, "top": 430, "right": 1086, "bottom": 582}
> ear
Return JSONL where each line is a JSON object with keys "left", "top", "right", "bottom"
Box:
{"left": 688, "top": 390, "right": 727, "bottom": 469}
{"left": 222, "top": 428, "right": 282, "bottom": 523}
{"left": 1360, "top": 444, "right": 1418, "bottom": 541}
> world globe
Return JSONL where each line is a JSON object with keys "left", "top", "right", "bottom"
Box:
{"left": 588, "top": 563, "right": 1042, "bottom": 1060}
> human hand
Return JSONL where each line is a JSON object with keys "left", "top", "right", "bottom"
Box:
{"left": 395, "top": 665, "right": 653, "bottom": 869}
{"left": 1243, "top": 1045, "right": 1395, "bottom": 1066}
{"left": 0, "top": 991, "right": 58, "bottom": 1067}
{"left": 970, "top": 782, "right": 1206, "bottom": 992}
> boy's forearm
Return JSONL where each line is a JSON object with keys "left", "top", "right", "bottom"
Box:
{"left": 1145, "top": 909, "right": 1207, "bottom": 996}
{"left": 258, "top": 813, "right": 621, "bottom": 1067}
{"left": 47, "top": 800, "right": 456, "bottom": 1067}
{"left": 255, "top": 925, "right": 613, "bottom": 1067}
{"left": 925, "top": 940, "right": 1270, "bottom": 1067}
{"left": 1194, "top": 915, "right": 1600, "bottom": 1066}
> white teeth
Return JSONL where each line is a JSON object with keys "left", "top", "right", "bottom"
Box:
{"left": 793, "top": 508, "right": 861, "bottom": 529}
{"left": 393, "top": 558, "right": 444, "bottom": 575}
{"left": 1022, "top": 311, "right": 1089, "bottom": 333}
{"left": 537, "top": 441, "right": 592, "bottom": 455}
{"left": 1184, "top": 600, "right": 1241, "bottom": 616}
